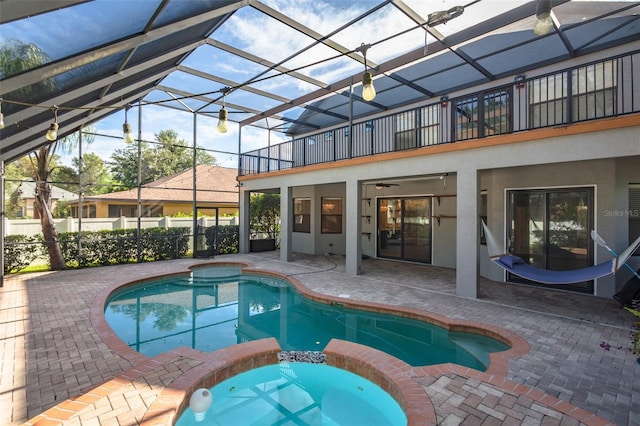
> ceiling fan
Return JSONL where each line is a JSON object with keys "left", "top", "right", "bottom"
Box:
{"left": 372, "top": 182, "right": 399, "bottom": 189}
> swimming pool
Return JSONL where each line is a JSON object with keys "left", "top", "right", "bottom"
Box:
{"left": 175, "top": 363, "right": 407, "bottom": 426}
{"left": 104, "top": 265, "right": 509, "bottom": 370}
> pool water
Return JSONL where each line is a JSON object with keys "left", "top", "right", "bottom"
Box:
{"left": 105, "top": 266, "right": 509, "bottom": 369}
{"left": 175, "top": 363, "right": 407, "bottom": 426}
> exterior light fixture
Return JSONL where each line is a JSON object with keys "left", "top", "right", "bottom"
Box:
{"left": 123, "top": 105, "right": 135, "bottom": 144}
{"left": 427, "top": 6, "right": 464, "bottom": 27}
{"left": 217, "top": 87, "right": 230, "bottom": 133}
{"left": 45, "top": 106, "right": 59, "bottom": 141}
{"left": 533, "top": 0, "right": 554, "bottom": 36}
{"left": 515, "top": 75, "right": 526, "bottom": 89}
{"left": 0, "top": 98, "right": 4, "bottom": 129}
{"left": 356, "top": 43, "right": 376, "bottom": 102}
{"left": 440, "top": 96, "right": 448, "bottom": 107}
{"left": 189, "top": 388, "right": 213, "bottom": 422}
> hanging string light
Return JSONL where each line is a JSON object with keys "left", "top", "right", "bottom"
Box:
{"left": 45, "top": 106, "right": 59, "bottom": 141}
{"left": 123, "top": 105, "right": 135, "bottom": 144}
{"left": 356, "top": 43, "right": 376, "bottom": 102}
{"left": 217, "top": 87, "right": 229, "bottom": 133}
{"left": 533, "top": 0, "right": 554, "bottom": 36}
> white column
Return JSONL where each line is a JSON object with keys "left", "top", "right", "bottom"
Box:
{"left": 239, "top": 189, "right": 250, "bottom": 253}
{"left": 456, "top": 168, "right": 479, "bottom": 298}
{"left": 345, "top": 179, "right": 362, "bottom": 275}
{"left": 280, "top": 186, "right": 293, "bottom": 262}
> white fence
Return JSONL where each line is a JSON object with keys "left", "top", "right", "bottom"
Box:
{"left": 5, "top": 216, "right": 238, "bottom": 237}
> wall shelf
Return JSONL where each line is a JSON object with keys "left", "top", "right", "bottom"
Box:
{"left": 432, "top": 214, "right": 457, "bottom": 226}
{"left": 434, "top": 194, "right": 457, "bottom": 205}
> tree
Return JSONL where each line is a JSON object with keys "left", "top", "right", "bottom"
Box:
{"left": 109, "top": 129, "right": 216, "bottom": 189}
{"left": 54, "top": 152, "right": 116, "bottom": 195}
{"left": 1, "top": 40, "right": 96, "bottom": 270}
{"left": 1, "top": 40, "right": 66, "bottom": 269}
{"left": 249, "top": 193, "right": 280, "bottom": 241}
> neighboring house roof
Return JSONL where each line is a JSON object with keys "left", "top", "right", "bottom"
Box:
{"left": 16, "top": 180, "right": 77, "bottom": 201}
{"left": 81, "top": 165, "right": 239, "bottom": 205}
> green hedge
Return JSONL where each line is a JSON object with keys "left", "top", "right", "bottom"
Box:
{"left": 208, "top": 225, "right": 239, "bottom": 255}
{"left": 4, "top": 225, "right": 239, "bottom": 274}
{"left": 58, "top": 227, "right": 190, "bottom": 268}
{"left": 3, "top": 234, "right": 44, "bottom": 274}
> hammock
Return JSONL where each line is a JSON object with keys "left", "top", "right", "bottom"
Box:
{"left": 481, "top": 221, "right": 640, "bottom": 285}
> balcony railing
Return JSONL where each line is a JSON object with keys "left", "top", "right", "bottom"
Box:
{"left": 239, "top": 51, "right": 639, "bottom": 176}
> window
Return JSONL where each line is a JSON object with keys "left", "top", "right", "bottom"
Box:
{"left": 483, "top": 90, "right": 510, "bottom": 136}
{"left": 529, "top": 73, "right": 568, "bottom": 128}
{"left": 529, "top": 59, "right": 618, "bottom": 128}
{"left": 394, "top": 110, "right": 416, "bottom": 150}
{"left": 294, "top": 198, "right": 311, "bottom": 233}
{"left": 108, "top": 204, "right": 162, "bottom": 217}
{"left": 71, "top": 205, "right": 96, "bottom": 218}
{"left": 507, "top": 188, "right": 594, "bottom": 293}
{"left": 454, "top": 96, "right": 478, "bottom": 141}
{"left": 455, "top": 89, "right": 511, "bottom": 141}
{"left": 420, "top": 104, "right": 440, "bottom": 146}
{"left": 321, "top": 197, "right": 342, "bottom": 234}
{"left": 572, "top": 59, "right": 617, "bottom": 121}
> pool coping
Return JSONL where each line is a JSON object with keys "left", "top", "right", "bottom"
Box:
{"left": 89, "top": 261, "right": 530, "bottom": 376}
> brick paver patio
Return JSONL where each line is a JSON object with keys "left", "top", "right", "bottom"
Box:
{"left": 1, "top": 252, "right": 638, "bottom": 425}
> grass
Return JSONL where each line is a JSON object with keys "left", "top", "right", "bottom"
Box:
{"left": 11, "top": 264, "right": 51, "bottom": 274}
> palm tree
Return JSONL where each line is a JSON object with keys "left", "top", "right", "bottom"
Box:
{"left": 1, "top": 39, "right": 84, "bottom": 270}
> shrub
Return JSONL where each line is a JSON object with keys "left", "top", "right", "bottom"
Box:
{"left": 205, "top": 225, "right": 239, "bottom": 255}
{"left": 4, "top": 234, "right": 44, "bottom": 274}
{"left": 58, "top": 227, "right": 190, "bottom": 267}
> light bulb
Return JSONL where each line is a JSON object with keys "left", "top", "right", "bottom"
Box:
{"left": 45, "top": 122, "right": 59, "bottom": 141}
{"left": 217, "top": 108, "right": 229, "bottom": 133}
{"left": 534, "top": 0, "right": 553, "bottom": 36}
{"left": 189, "top": 388, "right": 213, "bottom": 422}
{"left": 362, "top": 71, "right": 376, "bottom": 102}
{"left": 533, "top": 14, "right": 553, "bottom": 36}
{"left": 123, "top": 122, "right": 135, "bottom": 144}
{"left": 0, "top": 112, "right": 4, "bottom": 129}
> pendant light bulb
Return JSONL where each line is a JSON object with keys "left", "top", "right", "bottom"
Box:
{"left": 362, "top": 71, "right": 376, "bottom": 102}
{"left": 123, "top": 122, "right": 135, "bottom": 144}
{"left": 217, "top": 107, "right": 229, "bottom": 133}
{"left": 533, "top": 0, "right": 554, "bottom": 36}
{"left": 45, "top": 106, "right": 59, "bottom": 141}
{"left": 45, "top": 122, "right": 59, "bottom": 141}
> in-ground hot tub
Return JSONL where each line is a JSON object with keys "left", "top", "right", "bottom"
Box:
{"left": 176, "top": 361, "right": 407, "bottom": 426}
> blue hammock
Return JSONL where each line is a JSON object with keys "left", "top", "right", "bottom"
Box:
{"left": 482, "top": 222, "right": 640, "bottom": 285}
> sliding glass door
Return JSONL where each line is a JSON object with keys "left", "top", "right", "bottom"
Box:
{"left": 508, "top": 188, "right": 593, "bottom": 293}
{"left": 377, "top": 197, "right": 432, "bottom": 263}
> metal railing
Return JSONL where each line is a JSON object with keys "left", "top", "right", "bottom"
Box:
{"left": 240, "top": 50, "right": 639, "bottom": 176}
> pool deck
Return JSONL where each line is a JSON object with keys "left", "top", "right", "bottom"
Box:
{"left": 1, "top": 252, "right": 638, "bottom": 425}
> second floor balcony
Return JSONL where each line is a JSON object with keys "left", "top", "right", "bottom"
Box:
{"left": 240, "top": 50, "right": 640, "bottom": 177}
